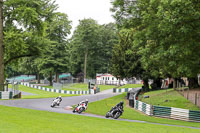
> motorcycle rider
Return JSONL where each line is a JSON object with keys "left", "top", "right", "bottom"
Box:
{"left": 111, "top": 101, "right": 124, "bottom": 114}
{"left": 73, "top": 99, "right": 89, "bottom": 113}
{"left": 55, "top": 96, "right": 62, "bottom": 105}
{"left": 79, "top": 99, "right": 89, "bottom": 106}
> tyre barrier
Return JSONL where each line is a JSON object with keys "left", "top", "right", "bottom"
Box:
{"left": 113, "top": 88, "right": 135, "bottom": 93}
{"left": 20, "top": 82, "right": 95, "bottom": 95}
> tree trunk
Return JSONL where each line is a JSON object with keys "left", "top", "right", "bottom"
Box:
{"left": 55, "top": 72, "right": 59, "bottom": 83}
{"left": 151, "top": 78, "right": 162, "bottom": 90}
{"left": 84, "top": 49, "right": 88, "bottom": 83}
{"left": 37, "top": 72, "right": 40, "bottom": 84}
{"left": 118, "top": 78, "right": 121, "bottom": 86}
{"left": 49, "top": 71, "right": 53, "bottom": 86}
{"left": 155, "top": 78, "right": 162, "bottom": 89}
{"left": 143, "top": 79, "right": 149, "bottom": 92}
{"left": 188, "top": 77, "right": 199, "bottom": 89}
{"left": 0, "top": 0, "right": 4, "bottom": 91}
{"left": 173, "top": 78, "right": 177, "bottom": 89}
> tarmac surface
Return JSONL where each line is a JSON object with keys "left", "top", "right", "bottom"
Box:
{"left": 0, "top": 88, "right": 199, "bottom": 130}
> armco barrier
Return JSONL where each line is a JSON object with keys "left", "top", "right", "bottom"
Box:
{"left": 135, "top": 100, "right": 153, "bottom": 116}
{"left": 134, "top": 99, "right": 200, "bottom": 122}
{"left": 132, "top": 89, "right": 200, "bottom": 122}
{"left": 20, "top": 82, "right": 94, "bottom": 95}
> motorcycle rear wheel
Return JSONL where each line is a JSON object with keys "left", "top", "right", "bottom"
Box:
{"left": 113, "top": 112, "right": 121, "bottom": 119}
{"left": 78, "top": 107, "right": 84, "bottom": 114}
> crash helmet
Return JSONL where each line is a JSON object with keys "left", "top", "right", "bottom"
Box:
{"left": 59, "top": 96, "right": 62, "bottom": 98}
{"left": 85, "top": 99, "right": 89, "bottom": 102}
{"left": 120, "top": 101, "right": 124, "bottom": 105}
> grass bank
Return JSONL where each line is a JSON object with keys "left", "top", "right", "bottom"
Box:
{"left": 0, "top": 105, "right": 198, "bottom": 133}
{"left": 139, "top": 89, "right": 200, "bottom": 111}
{"left": 43, "top": 83, "right": 116, "bottom": 91}
{"left": 117, "top": 84, "right": 143, "bottom": 88}
{"left": 16, "top": 85, "right": 77, "bottom": 99}
{"left": 86, "top": 93, "right": 200, "bottom": 128}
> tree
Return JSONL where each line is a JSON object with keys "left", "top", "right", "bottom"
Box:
{"left": 69, "top": 20, "right": 118, "bottom": 79}
{"left": 39, "top": 12, "right": 71, "bottom": 85}
{"left": 97, "top": 23, "right": 118, "bottom": 74}
{"left": 111, "top": 28, "right": 150, "bottom": 90}
{"left": 69, "top": 19, "right": 101, "bottom": 80}
{"left": 0, "top": 0, "right": 4, "bottom": 90}
{"left": 0, "top": 0, "right": 58, "bottom": 90}
{"left": 111, "top": 0, "right": 200, "bottom": 89}
{"left": 135, "top": 0, "right": 200, "bottom": 88}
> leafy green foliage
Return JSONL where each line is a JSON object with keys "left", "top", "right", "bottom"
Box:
{"left": 111, "top": 29, "right": 143, "bottom": 79}
{"left": 39, "top": 12, "right": 71, "bottom": 81}
{"left": 111, "top": 0, "right": 200, "bottom": 88}
{"left": 69, "top": 19, "right": 118, "bottom": 78}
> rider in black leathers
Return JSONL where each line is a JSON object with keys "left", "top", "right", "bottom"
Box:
{"left": 111, "top": 101, "right": 124, "bottom": 115}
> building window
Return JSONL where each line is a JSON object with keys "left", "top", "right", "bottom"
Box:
{"left": 108, "top": 77, "right": 109, "bottom": 80}
{"left": 112, "top": 77, "right": 114, "bottom": 80}
{"left": 103, "top": 77, "right": 104, "bottom": 80}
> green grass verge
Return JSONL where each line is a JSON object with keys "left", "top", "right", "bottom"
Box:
{"left": 63, "top": 83, "right": 88, "bottom": 91}
{"left": 16, "top": 85, "right": 77, "bottom": 99}
{"left": 43, "top": 83, "right": 89, "bottom": 91}
{"left": 86, "top": 93, "right": 200, "bottom": 128}
{"left": 0, "top": 105, "right": 199, "bottom": 133}
{"left": 117, "top": 84, "right": 143, "bottom": 88}
{"left": 43, "top": 83, "right": 116, "bottom": 91}
{"left": 140, "top": 89, "right": 200, "bottom": 111}
{"left": 97, "top": 85, "right": 116, "bottom": 91}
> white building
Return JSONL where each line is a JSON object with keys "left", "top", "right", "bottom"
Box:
{"left": 96, "top": 73, "right": 127, "bottom": 85}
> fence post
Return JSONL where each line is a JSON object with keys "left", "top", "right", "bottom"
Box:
{"left": 195, "top": 93, "right": 197, "bottom": 105}
{"left": 198, "top": 94, "right": 200, "bottom": 107}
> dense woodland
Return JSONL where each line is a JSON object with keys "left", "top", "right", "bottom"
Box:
{"left": 0, "top": 0, "right": 199, "bottom": 90}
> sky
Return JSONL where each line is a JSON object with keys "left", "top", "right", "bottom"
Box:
{"left": 55, "top": 0, "right": 115, "bottom": 35}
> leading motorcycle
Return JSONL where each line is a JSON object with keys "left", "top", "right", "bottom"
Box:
{"left": 51, "top": 98, "right": 61, "bottom": 107}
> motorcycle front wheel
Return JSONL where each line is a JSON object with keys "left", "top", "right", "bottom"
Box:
{"left": 51, "top": 104, "right": 55, "bottom": 108}
{"left": 105, "top": 112, "right": 110, "bottom": 118}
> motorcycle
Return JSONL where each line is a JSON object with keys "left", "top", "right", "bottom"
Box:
{"left": 72, "top": 102, "right": 88, "bottom": 114}
{"left": 51, "top": 98, "right": 61, "bottom": 108}
{"left": 105, "top": 106, "right": 124, "bottom": 119}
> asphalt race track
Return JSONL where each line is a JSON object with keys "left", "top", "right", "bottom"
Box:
{"left": 0, "top": 88, "right": 199, "bottom": 130}
{"left": 0, "top": 89, "right": 120, "bottom": 114}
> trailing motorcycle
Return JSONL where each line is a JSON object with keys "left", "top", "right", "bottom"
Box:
{"left": 73, "top": 102, "right": 88, "bottom": 114}
{"left": 105, "top": 106, "right": 124, "bottom": 119}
